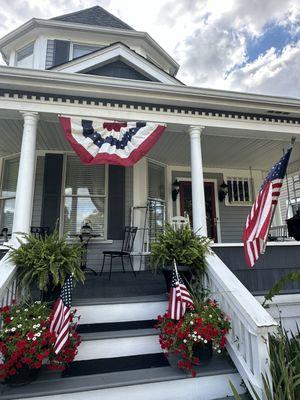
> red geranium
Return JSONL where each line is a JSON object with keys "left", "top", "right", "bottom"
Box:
{"left": 0, "top": 301, "right": 81, "bottom": 380}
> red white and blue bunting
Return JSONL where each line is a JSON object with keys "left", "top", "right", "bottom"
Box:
{"left": 59, "top": 116, "right": 166, "bottom": 166}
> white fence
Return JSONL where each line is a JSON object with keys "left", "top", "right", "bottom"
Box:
{"left": 205, "top": 252, "right": 278, "bottom": 399}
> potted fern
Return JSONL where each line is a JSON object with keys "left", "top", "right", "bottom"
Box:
{"left": 150, "top": 224, "right": 211, "bottom": 291}
{"left": 8, "top": 231, "right": 85, "bottom": 302}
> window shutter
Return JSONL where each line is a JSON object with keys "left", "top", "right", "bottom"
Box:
{"left": 148, "top": 162, "right": 165, "bottom": 200}
{"left": 1, "top": 158, "right": 19, "bottom": 198}
{"left": 107, "top": 165, "right": 125, "bottom": 240}
{"left": 53, "top": 40, "right": 70, "bottom": 66}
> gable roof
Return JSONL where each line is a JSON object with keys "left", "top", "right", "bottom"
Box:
{"left": 49, "top": 42, "right": 183, "bottom": 85}
{"left": 51, "top": 6, "right": 134, "bottom": 31}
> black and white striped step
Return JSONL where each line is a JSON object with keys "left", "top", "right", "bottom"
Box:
{"left": 0, "top": 353, "right": 246, "bottom": 400}
{"left": 75, "top": 320, "right": 160, "bottom": 361}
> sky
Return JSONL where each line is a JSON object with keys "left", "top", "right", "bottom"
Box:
{"left": 0, "top": 0, "right": 299, "bottom": 98}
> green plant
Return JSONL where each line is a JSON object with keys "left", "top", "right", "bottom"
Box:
{"left": 262, "top": 271, "right": 300, "bottom": 308}
{"left": 8, "top": 232, "right": 85, "bottom": 292}
{"left": 0, "top": 300, "right": 81, "bottom": 379}
{"left": 150, "top": 224, "right": 211, "bottom": 276}
{"left": 229, "top": 326, "right": 300, "bottom": 399}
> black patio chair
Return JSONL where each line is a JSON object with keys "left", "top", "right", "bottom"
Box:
{"left": 30, "top": 226, "right": 50, "bottom": 240}
{"left": 100, "top": 226, "right": 138, "bottom": 280}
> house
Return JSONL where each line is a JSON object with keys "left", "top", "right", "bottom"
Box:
{"left": 0, "top": 5, "right": 299, "bottom": 400}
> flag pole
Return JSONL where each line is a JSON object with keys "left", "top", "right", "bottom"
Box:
{"left": 173, "top": 259, "right": 179, "bottom": 281}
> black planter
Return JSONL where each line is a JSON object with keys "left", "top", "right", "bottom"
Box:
{"left": 162, "top": 265, "right": 193, "bottom": 292}
{"left": 5, "top": 365, "right": 40, "bottom": 387}
{"left": 192, "top": 340, "right": 213, "bottom": 366}
{"left": 40, "top": 278, "right": 61, "bottom": 304}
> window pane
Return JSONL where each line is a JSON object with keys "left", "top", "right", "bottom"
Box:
{"left": 233, "top": 180, "right": 238, "bottom": 201}
{"left": 238, "top": 180, "right": 244, "bottom": 201}
{"left": 73, "top": 44, "right": 100, "bottom": 59}
{"left": 244, "top": 180, "right": 250, "bottom": 201}
{"left": 65, "top": 156, "right": 105, "bottom": 196}
{"left": 148, "top": 199, "right": 165, "bottom": 242}
{"left": 16, "top": 43, "right": 34, "bottom": 68}
{"left": 1, "top": 198, "right": 15, "bottom": 233}
{"left": 63, "top": 196, "right": 105, "bottom": 236}
{"left": 1, "top": 158, "right": 19, "bottom": 198}
{"left": 148, "top": 162, "right": 165, "bottom": 200}
{"left": 227, "top": 180, "right": 233, "bottom": 203}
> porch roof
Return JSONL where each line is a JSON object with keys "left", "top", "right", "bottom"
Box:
{"left": 0, "top": 109, "right": 299, "bottom": 171}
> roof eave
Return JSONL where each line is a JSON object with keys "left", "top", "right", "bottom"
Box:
{"left": 0, "top": 19, "right": 179, "bottom": 75}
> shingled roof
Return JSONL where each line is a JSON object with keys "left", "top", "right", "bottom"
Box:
{"left": 51, "top": 5, "right": 134, "bottom": 31}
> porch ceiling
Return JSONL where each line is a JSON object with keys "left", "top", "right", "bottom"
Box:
{"left": 0, "top": 112, "right": 299, "bottom": 171}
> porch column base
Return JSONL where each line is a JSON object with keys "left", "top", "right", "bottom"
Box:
{"left": 11, "top": 112, "right": 39, "bottom": 245}
{"left": 189, "top": 126, "right": 207, "bottom": 236}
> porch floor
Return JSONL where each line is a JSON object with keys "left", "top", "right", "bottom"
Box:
{"left": 73, "top": 271, "right": 167, "bottom": 304}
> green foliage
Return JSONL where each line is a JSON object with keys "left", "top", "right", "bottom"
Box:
{"left": 262, "top": 271, "right": 300, "bottom": 308}
{"left": 229, "top": 326, "right": 300, "bottom": 400}
{"left": 150, "top": 224, "right": 211, "bottom": 276}
{"left": 8, "top": 232, "right": 85, "bottom": 291}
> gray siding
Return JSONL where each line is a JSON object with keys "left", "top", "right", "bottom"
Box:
{"left": 214, "top": 245, "right": 300, "bottom": 294}
{"left": 45, "top": 40, "right": 55, "bottom": 69}
{"left": 31, "top": 156, "right": 45, "bottom": 227}
{"left": 171, "top": 170, "right": 251, "bottom": 243}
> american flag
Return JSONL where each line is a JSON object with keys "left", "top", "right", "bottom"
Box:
{"left": 243, "top": 147, "right": 292, "bottom": 267}
{"left": 168, "top": 268, "right": 194, "bottom": 320}
{"left": 49, "top": 275, "right": 73, "bottom": 354}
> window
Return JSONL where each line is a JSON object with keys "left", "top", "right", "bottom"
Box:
{"left": 226, "top": 177, "right": 252, "bottom": 205}
{"left": 16, "top": 43, "right": 34, "bottom": 68}
{"left": 0, "top": 157, "right": 19, "bottom": 233}
{"left": 148, "top": 161, "right": 166, "bottom": 240}
{"left": 72, "top": 43, "right": 101, "bottom": 59}
{"left": 62, "top": 156, "right": 106, "bottom": 237}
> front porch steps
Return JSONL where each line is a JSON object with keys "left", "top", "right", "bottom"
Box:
{"left": 0, "top": 290, "right": 247, "bottom": 399}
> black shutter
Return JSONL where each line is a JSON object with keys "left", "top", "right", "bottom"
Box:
{"left": 107, "top": 166, "right": 125, "bottom": 240}
{"left": 53, "top": 40, "right": 70, "bottom": 66}
{"left": 41, "top": 154, "right": 63, "bottom": 233}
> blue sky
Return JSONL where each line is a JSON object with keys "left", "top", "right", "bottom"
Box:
{"left": 0, "top": 0, "right": 299, "bottom": 98}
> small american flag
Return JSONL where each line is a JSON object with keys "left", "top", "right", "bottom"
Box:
{"left": 168, "top": 266, "right": 194, "bottom": 320}
{"left": 243, "top": 147, "right": 292, "bottom": 267}
{"left": 49, "top": 275, "right": 73, "bottom": 354}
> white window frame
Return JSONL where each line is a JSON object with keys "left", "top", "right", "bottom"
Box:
{"left": 15, "top": 42, "right": 35, "bottom": 68}
{"left": 59, "top": 154, "right": 108, "bottom": 240}
{"left": 69, "top": 42, "right": 102, "bottom": 61}
{"left": 224, "top": 176, "right": 253, "bottom": 206}
{"left": 0, "top": 154, "right": 20, "bottom": 233}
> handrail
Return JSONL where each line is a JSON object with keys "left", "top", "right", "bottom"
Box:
{"left": 205, "top": 251, "right": 278, "bottom": 399}
{"left": 0, "top": 251, "right": 18, "bottom": 308}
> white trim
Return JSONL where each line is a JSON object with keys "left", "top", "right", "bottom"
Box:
{"left": 52, "top": 43, "right": 179, "bottom": 85}
{"left": 174, "top": 176, "right": 221, "bottom": 242}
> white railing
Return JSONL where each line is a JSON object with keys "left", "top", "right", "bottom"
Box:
{"left": 205, "top": 252, "right": 278, "bottom": 399}
{"left": 0, "top": 252, "right": 18, "bottom": 309}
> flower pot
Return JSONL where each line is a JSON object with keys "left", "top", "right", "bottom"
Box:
{"left": 5, "top": 365, "right": 40, "bottom": 387}
{"left": 40, "top": 277, "right": 61, "bottom": 304}
{"left": 162, "top": 265, "right": 193, "bottom": 292}
{"left": 192, "top": 340, "right": 213, "bottom": 366}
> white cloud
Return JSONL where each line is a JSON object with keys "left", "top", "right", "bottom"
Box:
{"left": 0, "top": 0, "right": 299, "bottom": 98}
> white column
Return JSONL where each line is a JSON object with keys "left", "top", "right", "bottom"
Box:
{"left": 189, "top": 126, "right": 207, "bottom": 236}
{"left": 11, "top": 112, "right": 39, "bottom": 243}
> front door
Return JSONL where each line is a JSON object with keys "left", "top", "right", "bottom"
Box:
{"left": 179, "top": 181, "right": 218, "bottom": 242}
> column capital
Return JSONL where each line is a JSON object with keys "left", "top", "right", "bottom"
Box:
{"left": 189, "top": 125, "right": 205, "bottom": 138}
{"left": 20, "top": 111, "right": 39, "bottom": 122}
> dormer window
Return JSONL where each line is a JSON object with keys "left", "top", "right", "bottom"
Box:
{"left": 15, "top": 42, "right": 34, "bottom": 68}
{"left": 72, "top": 43, "right": 101, "bottom": 59}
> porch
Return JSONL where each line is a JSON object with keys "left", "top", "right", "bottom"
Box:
{"left": 0, "top": 109, "right": 299, "bottom": 294}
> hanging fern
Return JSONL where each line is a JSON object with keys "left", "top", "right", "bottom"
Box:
{"left": 8, "top": 231, "right": 85, "bottom": 291}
